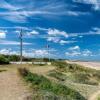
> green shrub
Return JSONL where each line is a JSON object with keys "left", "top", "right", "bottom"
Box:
{"left": 0, "top": 55, "right": 9, "bottom": 64}
{"left": 9, "top": 55, "right": 20, "bottom": 61}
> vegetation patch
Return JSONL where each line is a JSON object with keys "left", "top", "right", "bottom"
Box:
{"left": 52, "top": 61, "right": 100, "bottom": 85}
{"left": 0, "top": 55, "right": 9, "bottom": 65}
{"left": 48, "top": 70, "right": 66, "bottom": 81}
{"left": 18, "top": 68, "right": 86, "bottom": 100}
{"left": 0, "top": 69, "right": 7, "bottom": 72}
{"left": 98, "top": 96, "right": 100, "bottom": 100}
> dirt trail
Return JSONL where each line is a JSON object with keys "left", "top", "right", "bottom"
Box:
{"left": 29, "top": 66, "right": 55, "bottom": 75}
{"left": 0, "top": 69, "right": 31, "bottom": 100}
{"left": 88, "top": 90, "right": 100, "bottom": 100}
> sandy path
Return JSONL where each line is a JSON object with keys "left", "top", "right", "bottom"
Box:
{"left": 0, "top": 70, "right": 31, "bottom": 100}
{"left": 29, "top": 66, "right": 55, "bottom": 75}
{"left": 88, "top": 90, "right": 100, "bottom": 100}
{"left": 67, "top": 61, "right": 100, "bottom": 70}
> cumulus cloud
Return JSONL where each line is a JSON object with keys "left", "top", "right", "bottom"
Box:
{"left": 0, "top": 48, "right": 56, "bottom": 58}
{"left": 47, "top": 37, "right": 60, "bottom": 43}
{"left": 65, "top": 49, "right": 93, "bottom": 57}
{"left": 65, "top": 51, "right": 81, "bottom": 56}
{"left": 46, "top": 28, "right": 74, "bottom": 45}
{"left": 48, "top": 29, "right": 68, "bottom": 38}
{"left": 66, "top": 46, "right": 93, "bottom": 57}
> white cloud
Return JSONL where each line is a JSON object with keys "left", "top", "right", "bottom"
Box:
{"left": 0, "top": 30, "right": 6, "bottom": 38}
{"left": 48, "top": 29, "right": 68, "bottom": 38}
{"left": 47, "top": 37, "right": 60, "bottom": 43}
{"left": 23, "top": 48, "right": 57, "bottom": 58}
{"left": 0, "top": 49, "right": 10, "bottom": 55}
{"left": 0, "top": 48, "right": 56, "bottom": 58}
{"left": 0, "top": 0, "right": 87, "bottom": 23}
{"left": 29, "top": 30, "right": 39, "bottom": 35}
{"left": 0, "top": 0, "right": 22, "bottom": 10}
{"left": 68, "top": 27, "right": 100, "bottom": 37}
{"left": 0, "top": 48, "right": 48, "bottom": 57}
{"left": 73, "top": 0, "right": 100, "bottom": 10}
{"left": 68, "top": 46, "right": 80, "bottom": 50}
{"left": 46, "top": 29, "right": 71, "bottom": 44}
{"left": 59, "top": 40, "right": 76, "bottom": 45}
{"left": 82, "top": 49, "right": 93, "bottom": 56}
{"left": 37, "top": 27, "right": 100, "bottom": 40}
{"left": 65, "top": 51, "right": 81, "bottom": 56}
{"left": 0, "top": 40, "right": 32, "bottom": 45}
{"left": 34, "top": 50, "right": 48, "bottom": 56}
{"left": 66, "top": 46, "right": 93, "bottom": 57}
{"left": 47, "top": 37, "right": 76, "bottom": 45}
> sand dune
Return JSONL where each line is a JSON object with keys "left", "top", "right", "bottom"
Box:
{"left": 67, "top": 61, "right": 100, "bottom": 70}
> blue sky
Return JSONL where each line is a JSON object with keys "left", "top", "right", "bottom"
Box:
{"left": 0, "top": 0, "right": 100, "bottom": 61}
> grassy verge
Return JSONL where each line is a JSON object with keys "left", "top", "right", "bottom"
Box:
{"left": 18, "top": 68, "right": 86, "bottom": 100}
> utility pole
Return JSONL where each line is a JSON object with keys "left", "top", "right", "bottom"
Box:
{"left": 19, "top": 29, "right": 23, "bottom": 65}
{"left": 47, "top": 44, "right": 50, "bottom": 62}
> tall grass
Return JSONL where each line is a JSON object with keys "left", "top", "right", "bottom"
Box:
{"left": 52, "top": 61, "right": 100, "bottom": 85}
{"left": 18, "top": 68, "right": 86, "bottom": 100}
{"left": 48, "top": 70, "right": 66, "bottom": 81}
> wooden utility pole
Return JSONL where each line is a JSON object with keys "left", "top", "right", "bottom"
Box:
{"left": 19, "top": 29, "right": 23, "bottom": 65}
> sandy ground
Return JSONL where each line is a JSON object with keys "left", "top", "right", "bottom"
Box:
{"left": 0, "top": 68, "right": 31, "bottom": 100}
{"left": 29, "top": 65, "right": 55, "bottom": 75}
{"left": 88, "top": 90, "right": 100, "bottom": 100}
{"left": 67, "top": 61, "right": 100, "bottom": 70}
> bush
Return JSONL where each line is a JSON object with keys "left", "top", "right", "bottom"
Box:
{"left": 0, "top": 55, "right": 9, "bottom": 64}
{"left": 9, "top": 55, "right": 20, "bottom": 61}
